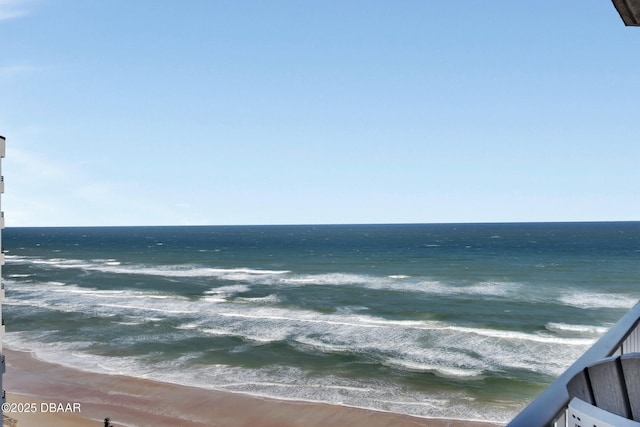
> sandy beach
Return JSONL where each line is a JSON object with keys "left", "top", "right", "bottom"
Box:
{"left": 3, "top": 348, "right": 503, "bottom": 427}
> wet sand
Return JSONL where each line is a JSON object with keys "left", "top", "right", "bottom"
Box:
{"left": 3, "top": 348, "right": 503, "bottom": 427}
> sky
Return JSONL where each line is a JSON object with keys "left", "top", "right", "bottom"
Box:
{"left": 0, "top": 0, "right": 639, "bottom": 227}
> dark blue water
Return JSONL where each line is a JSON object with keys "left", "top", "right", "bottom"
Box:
{"left": 3, "top": 222, "right": 640, "bottom": 422}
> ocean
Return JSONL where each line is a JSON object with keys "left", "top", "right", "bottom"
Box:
{"left": 3, "top": 222, "right": 640, "bottom": 423}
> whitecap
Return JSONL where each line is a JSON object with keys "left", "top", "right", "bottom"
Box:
{"left": 545, "top": 322, "right": 609, "bottom": 336}
{"left": 383, "top": 357, "right": 484, "bottom": 379}
{"left": 559, "top": 291, "right": 636, "bottom": 309}
{"left": 235, "top": 294, "right": 280, "bottom": 304}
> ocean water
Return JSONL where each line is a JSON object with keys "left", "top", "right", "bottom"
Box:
{"left": 3, "top": 222, "right": 640, "bottom": 423}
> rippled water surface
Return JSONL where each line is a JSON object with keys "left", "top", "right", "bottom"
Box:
{"left": 4, "top": 223, "right": 640, "bottom": 422}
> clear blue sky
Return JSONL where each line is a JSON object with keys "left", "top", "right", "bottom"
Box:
{"left": 1, "top": 0, "right": 638, "bottom": 226}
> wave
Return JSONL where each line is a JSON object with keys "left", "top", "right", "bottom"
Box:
{"left": 16, "top": 255, "right": 609, "bottom": 313}
{"left": 6, "top": 255, "right": 523, "bottom": 300}
{"left": 6, "top": 255, "right": 290, "bottom": 279}
{"left": 99, "top": 303, "right": 197, "bottom": 315}
{"left": 3, "top": 257, "right": 624, "bottom": 421}
{"left": 280, "top": 273, "right": 373, "bottom": 286}
{"left": 558, "top": 291, "right": 637, "bottom": 310}
{"left": 3, "top": 334, "right": 519, "bottom": 423}
{"left": 545, "top": 322, "right": 609, "bottom": 336}
{"left": 7, "top": 277, "right": 593, "bottom": 378}
{"left": 204, "top": 285, "right": 251, "bottom": 297}
{"left": 292, "top": 337, "right": 352, "bottom": 355}
{"left": 382, "top": 357, "right": 484, "bottom": 379}
{"left": 7, "top": 279, "right": 596, "bottom": 345}
{"left": 280, "top": 273, "right": 522, "bottom": 299}
{"left": 235, "top": 294, "right": 281, "bottom": 304}
{"left": 7, "top": 255, "right": 640, "bottom": 313}
{"left": 175, "top": 321, "right": 202, "bottom": 330}
{"left": 445, "top": 325, "right": 595, "bottom": 346}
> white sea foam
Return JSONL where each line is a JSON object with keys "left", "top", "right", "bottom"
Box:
{"left": 559, "top": 291, "right": 636, "bottom": 309}
{"left": 202, "top": 328, "right": 231, "bottom": 336}
{"left": 7, "top": 255, "right": 290, "bottom": 279}
{"left": 7, "top": 278, "right": 594, "bottom": 364}
{"left": 99, "top": 303, "right": 197, "bottom": 315}
{"left": 445, "top": 325, "right": 595, "bottom": 346}
{"left": 3, "top": 260, "right": 615, "bottom": 422}
{"left": 383, "top": 357, "right": 484, "bottom": 379}
{"left": 3, "top": 331, "right": 520, "bottom": 422}
{"left": 280, "top": 273, "right": 520, "bottom": 299}
{"left": 175, "top": 321, "right": 203, "bottom": 330}
{"left": 545, "top": 322, "right": 609, "bottom": 336}
{"left": 281, "top": 273, "right": 368, "bottom": 286}
{"left": 204, "top": 285, "right": 251, "bottom": 296}
{"left": 235, "top": 294, "right": 280, "bottom": 304}
{"left": 5, "top": 282, "right": 578, "bottom": 422}
{"left": 50, "top": 288, "right": 126, "bottom": 296}
{"left": 46, "top": 281, "right": 68, "bottom": 287}
{"left": 293, "top": 337, "right": 351, "bottom": 354}
{"left": 6, "top": 255, "right": 525, "bottom": 303}
{"left": 201, "top": 296, "right": 227, "bottom": 303}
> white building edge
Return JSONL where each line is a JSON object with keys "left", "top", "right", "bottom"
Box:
{"left": 1, "top": 135, "right": 6, "bottom": 427}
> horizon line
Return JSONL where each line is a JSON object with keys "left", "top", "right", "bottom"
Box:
{"left": 5, "top": 219, "right": 640, "bottom": 229}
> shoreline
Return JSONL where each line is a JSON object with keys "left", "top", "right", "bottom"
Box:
{"left": 3, "top": 347, "right": 504, "bottom": 427}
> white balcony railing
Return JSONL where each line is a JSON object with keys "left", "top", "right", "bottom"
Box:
{"left": 508, "top": 301, "right": 640, "bottom": 427}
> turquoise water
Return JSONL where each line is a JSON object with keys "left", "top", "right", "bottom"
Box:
{"left": 3, "top": 223, "right": 640, "bottom": 422}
